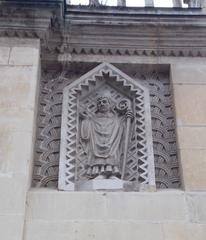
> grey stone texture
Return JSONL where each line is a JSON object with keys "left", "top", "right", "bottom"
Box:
{"left": 33, "top": 63, "right": 180, "bottom": 189}
{"left": 24, "top": 190, "right": 206, "bottom": 240}
{"left": 0, "top": 1, "right": 206, "bottom": 240}
{"left": 0, "top": 38, "right": 40, "bottom": 240}
{"left": 58, "top": 63, "right": 155, "bottom": 191}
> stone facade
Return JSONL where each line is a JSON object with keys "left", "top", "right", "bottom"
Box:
{"left": 0, "top": 38, "right": 40, "bottom": 240}
{"left": 0, "top": 1, "right": 206, "bottom": 240}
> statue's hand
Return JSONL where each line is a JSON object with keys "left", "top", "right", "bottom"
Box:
{"left": 126, "top": 110, "right": 134, "bottom": 120}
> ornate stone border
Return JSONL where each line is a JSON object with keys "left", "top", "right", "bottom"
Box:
{"left": 58, "top": 62, "right": 155, "bottom": 191}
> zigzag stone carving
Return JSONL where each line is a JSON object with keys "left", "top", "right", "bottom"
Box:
{"left": 58, "top": 63, "right": 155, "bottom": 191}
{"left": 32, "top": 63, "right": 180, "bottom": 189}
{"left": 128, "top": 69, "right": 180, "bottom": 189}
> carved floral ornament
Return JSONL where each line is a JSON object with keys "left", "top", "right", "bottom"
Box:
{"left": 58, "top": 63, "right": 156, "bottom": 191}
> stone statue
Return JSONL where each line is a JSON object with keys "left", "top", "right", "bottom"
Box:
{"left": 80, "top": 94, "right": 133, "bottom": 180}
{"left": 58, "top": 63, "right": 156, "bottom": 191}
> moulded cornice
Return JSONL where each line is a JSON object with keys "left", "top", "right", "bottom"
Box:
{"left": 1, "top": 3, "right": 206, "bottom": 59}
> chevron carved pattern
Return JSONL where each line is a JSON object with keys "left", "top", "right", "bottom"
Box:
{"left": 33, "top": 63, "right": 180, "bottom": 189}
{"left": 59, "top": 63, "right": 155, "bottom": 190}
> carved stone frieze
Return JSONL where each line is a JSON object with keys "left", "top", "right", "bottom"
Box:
{"left": 58, "top": 63, "right": 155, "bottom": 191}
{"left": 32, "top": 63, "right": 180, "bottom": 189}
{"left": 33, "top": 63, "right": 98, "bottom": 187}
{"left": 116, "top": 65, "right": 180, "bottom": 188}
{"left": 1, "top": 3, "right": 206, "bottom": 59}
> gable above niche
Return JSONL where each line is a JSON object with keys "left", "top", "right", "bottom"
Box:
{"left": 58, "top": 62, "right": 156, "bottom": 191}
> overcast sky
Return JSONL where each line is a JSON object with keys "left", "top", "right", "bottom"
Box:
{"left": 68, "top": 0, "right": 187, "bottom": 7}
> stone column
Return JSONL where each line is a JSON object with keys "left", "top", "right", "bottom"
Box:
{"left": 145, "top": 0, "right": 154, "bottom": 7}
{"left": 0, "top": 38, "right": 40, "bottom": 240}
{"left": 171, "top": 61, "right": 206, "bottom": 191}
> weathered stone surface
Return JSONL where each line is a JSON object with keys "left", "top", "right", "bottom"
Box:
{"left": 26, "top": 190, "right": 187, "bottom": 222}
{"left": 26, "top": 190, "right": 108, "bottom": 221}
{"left": 0, "top": 108, "right": 35, "bottom": 133}
{"left": 162, "top": 223, "right": 205, "bottom": 240}
{"left": 176, "top": 127, "right": 206, "bottom": 149}
{"left": 25, "top": 190, "right": 206, "bottom": 240}
{"left": 0, "top": 66, "right": 38, "bottom": 109}
{"left": 0, "top": 130, "right": 34, "bottom": 174}
{"left": 76, "top": 179, "right": 124, "bottom": 191}
{"left": 0, "top": 215, "right": 24, "bottom": 240}
{"left": 9, "top": 47, "right": 39, "bottom": 66}
{"left": 0, "top": 38, "right": 40, "bottom": 240}
{"left": 106, "top": 191, "right": 187, "bottom": 221}
{"left": 0, "top": 47, "right": 10, "bottom": 65}
{"left": 0, "top": 174, "right": 27, "bottom": 215}
{"left": 24, "top": 220, "right": 163, "bottom": 240}
{"left": 180, "top": 149, "right": 206, "bottom": 191}
{"left": 187, "top": 193, "right": 206, "bottom": 223}
{"left": 171, "top": 63, "right": 206, "bottom": 85}
{"left": 1, "top": 2, "right": 206, "bottom": 240}
{"left": 59, "top": 63, "right": 155, "bottom": 191}
{"left": 173, "top": 85, "right": 206, "bottom": 126}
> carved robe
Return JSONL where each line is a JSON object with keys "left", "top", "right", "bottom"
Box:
{"left": 81, "top": 111, "right": 124, "bottom": 178}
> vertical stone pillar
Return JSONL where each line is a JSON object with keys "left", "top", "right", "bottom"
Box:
{"left": 0, "top": 38, "right": 40, "bottom": 240}
{"left": 171, "top": 61, "right": 206, "bottom": 191}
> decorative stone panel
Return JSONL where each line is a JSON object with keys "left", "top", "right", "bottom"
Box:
{"left": 32, "top": 63, "right": 180, "bottom": 189}
{"left": 58, "top": 63, "right": 155, "bottom": 191}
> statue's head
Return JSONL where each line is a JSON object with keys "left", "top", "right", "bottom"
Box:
{"left": 97, "top": 95, "right": 111, "bottom": 113}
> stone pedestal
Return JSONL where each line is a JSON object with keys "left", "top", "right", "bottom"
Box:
{"left": 76, "top": 179, "right": 125, "bottom": 191}
{"left": 76, "top": 179, "right": 157, "bottom": 192}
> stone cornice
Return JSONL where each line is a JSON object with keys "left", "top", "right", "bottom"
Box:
{"left": 1, "top": 3, "right": 206, "bottom": 59}
{"left": 63, "top": 6, "right": 206, "bottom": 58}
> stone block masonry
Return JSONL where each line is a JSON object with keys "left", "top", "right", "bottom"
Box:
{"left": 0, "top": 38, "right": 40, "bottom": 240}
{"left": 24, "top": 190, "right": 206, "bottom": 240}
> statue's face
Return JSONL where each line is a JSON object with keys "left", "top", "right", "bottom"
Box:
{"left": 97, "top": 97, "right": 110, "bottom": 113}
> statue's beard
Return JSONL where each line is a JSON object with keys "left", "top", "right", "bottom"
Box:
{"left": 98, "top": 107, "right": 110, "bottom": 113}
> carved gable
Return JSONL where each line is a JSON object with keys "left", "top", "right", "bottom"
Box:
{"left": 58, "top": 63, "right": 155, "bottom": 191}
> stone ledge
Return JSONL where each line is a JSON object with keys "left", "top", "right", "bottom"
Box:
{"left": 24, "top": 220, "right": 164, "bottom": 240}
{"left": 180, "top": 149, "right": 206, "bottom": 191}
{"left": 23, "top": 220, "right": 206, "bottom": 240}
{"left": 171, "top": 63, "right": 206, "bottom": 85}
{"left": 0, "top": 214, "right": 25, "bottom": 240}
{"left": 0, "top": 38, "right": 40, "bottom": 48}
{"left": 26, "top": 189, "right": 187, "bottom": 222}
{"left": 176, "top": 126, "right": 206, "bottom": 149}
{"left": 0, "top": 47, "right": 10, "bottom": 65}
{"left": 186, "top": 192, "right": 206, "bottom": 223}
{"left": 9, "top": 47, "right": 39, "bottom": 66}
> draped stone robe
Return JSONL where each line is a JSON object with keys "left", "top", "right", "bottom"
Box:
{"left": 81, "top": 111, "right": 124, "bottom": 178}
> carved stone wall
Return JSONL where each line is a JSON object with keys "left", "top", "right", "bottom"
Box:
{"left": 142, "top": 73, "right": 180, "bottom": 188}
{"left": 33, "top": 63, "right": 98, "bottom": 187}
{"left": 117, "top": 64, "right": 180, "bottom": 189}
{"left": 32, "top": 63, "right": 180, "bottom": 189}
{"left": 58, "top": 63, "right": 155, "bottom": 191}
